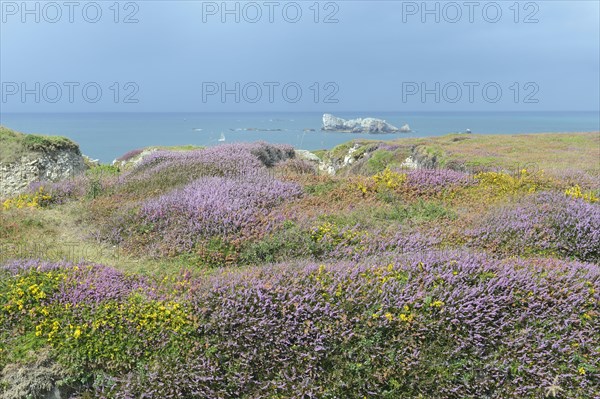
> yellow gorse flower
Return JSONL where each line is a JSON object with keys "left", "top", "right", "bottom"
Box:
{"left": 475, "top": 169, "right": 545, "bottom": 195}
{"left": 2, "top": 187, "right": 53, "bottom": 210}
{"left": 373, "top": 168, "right": 406, "bottom": 190}
{"left": 565, "top": 185, "right": 599, "bottom": 203}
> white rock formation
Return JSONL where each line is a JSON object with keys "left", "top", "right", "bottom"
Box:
{"left": 400, "top": 156, "right": 419, "bottom": 169}
{"left": 322, "top": 114, "right": 407, "bottom": 134}
{"left": 0, "top": 149, "right": 86, "bottom": 197}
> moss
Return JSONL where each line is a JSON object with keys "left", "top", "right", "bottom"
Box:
{"left": 0, "top": 126, "right": 80, "bottom": 163}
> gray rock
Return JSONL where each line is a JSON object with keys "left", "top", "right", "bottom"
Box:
{"left": 0, "top": 149, "right": 86, "bottom": 198}
{"left": 295, "top": 150, "right": 321, "bottom": 163}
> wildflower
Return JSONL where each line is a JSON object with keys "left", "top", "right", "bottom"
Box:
{"left": 565, "top": 185, "right": 599, "bottom": 203}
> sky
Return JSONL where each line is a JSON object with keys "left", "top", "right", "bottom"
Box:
{"left": 1, "top": 0, "right": 599, "bottom": 112}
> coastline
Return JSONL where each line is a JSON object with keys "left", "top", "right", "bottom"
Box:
{"left": 1, "top": 111, "right": 598, "bottom": 163}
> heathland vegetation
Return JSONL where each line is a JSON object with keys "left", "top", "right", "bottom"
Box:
{"left": 0, "top": 130, "right": 598, "bottom": 398}
{"left": 0, "top": 126, "right": 80, "bottom": 164}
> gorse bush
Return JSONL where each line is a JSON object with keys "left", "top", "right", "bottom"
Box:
{"left": 1, "top": 253, "right": 597, "bottom": 398}
{"left": 373, "top": 167, "right": 406, "bottom": 190}
{"left": 0, "top": 261, "right": 194, "bottom": 375}
{"left": 474, "top": 169, "right": 550, "bottom": 196}
{"left": 565, "top": 184, "right": 599, "bottom": 203}
{"left": 2, "top": 187, "right": 53, "bottom": 210}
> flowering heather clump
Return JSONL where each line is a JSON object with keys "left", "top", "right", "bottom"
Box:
{"left": 137, "top": 175, "right": 302, "bottom": 255}
{"left": 3, "top": 251, "right": 596, "bottom": 398}
{"left": 27, "top": 178, "right": 85, "bottom": 204}
{"left": 469, "top": 191, "right": 600, "bottom": 262}
{"left": 405, "top": 168, "right": 475, "bottom": 193}
{"left": 550, "top": 168, "right": 600, "bottom": 191}
{"left": 115, "top": 143, "right": 295, "bottom": 198}
{"left": 115, "top": 148, "right": 144, "bottom": 163}
{"left": 123, "top": 142, "right": 293, "bottom": 181}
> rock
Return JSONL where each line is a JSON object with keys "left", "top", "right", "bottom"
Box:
{"left": 343, "top": 146, "right": 358, "bottom": 165}
{"left": 0, "top": 149, "right": 86, "bottom": 198}
{"left": 321, "top": 114, "right": 407, "bottom": 134}
{"left": 409, "top": 146, "right": 439, "bottom": 169}
{"left": 400, "top": 156, "right": 419, "bottom": 169}
{"left": 295, "top": 150, "right": 321, "bottom": 163}
{"left": 318, "top": 143, "right": 379, "bottom": 175}
{"left": 400, "top": 124, "right": 411, "bottom": 132}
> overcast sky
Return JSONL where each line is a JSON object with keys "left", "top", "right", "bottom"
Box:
{"left": 1, "top": 1, "right": 599, "bottom": 112}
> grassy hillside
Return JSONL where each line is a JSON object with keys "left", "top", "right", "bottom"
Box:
{"left": 0, "top": 133, "right": 598, "bottom": 398}
{"left": 324, "top": 132, "right": 600, "bottom": 175}
{"left": 0, "top": 126, "right": 81, "bottom": 163}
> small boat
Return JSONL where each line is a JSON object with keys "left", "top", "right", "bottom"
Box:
{"left": 218, "top": 133, "right": 226, "bottom": 142}
{"left": 193, "top": 128, "right": 203, "bottom": 131}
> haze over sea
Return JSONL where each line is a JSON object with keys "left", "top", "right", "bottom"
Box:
{"left": 1, "top": 111, "right": 598, "bottom": 163}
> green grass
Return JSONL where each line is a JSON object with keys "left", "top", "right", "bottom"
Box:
{"left": 0, "top": 126, "right": 80, "bottom": 163}
{"left": 317, "top": 132, "right": 600, "bottom": 176}
{"left": 318, "top": 200, "right": 456, "bottom": 230}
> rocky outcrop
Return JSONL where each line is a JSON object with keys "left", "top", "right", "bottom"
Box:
{"left": 317, "top": 143, "right": 380, "bottom": 175}
{"left": 112, "top": 148, "right": 158, "bottom": 169}
{"left": 400, "top": 145, "right": 467, "bottom": 172}
{"left": 322, "top": 114, "right": 408, "bottom": 134}
{"left": 0, "top": 149, "right": 86, "bottom": 197}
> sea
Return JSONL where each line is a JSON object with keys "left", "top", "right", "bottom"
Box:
{"left": 1, "top": 112, "right": 598, "bottom": 163}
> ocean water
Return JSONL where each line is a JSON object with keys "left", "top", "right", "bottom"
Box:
{"left": 1, "top": 112, "right": 598, "bottom": 163}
